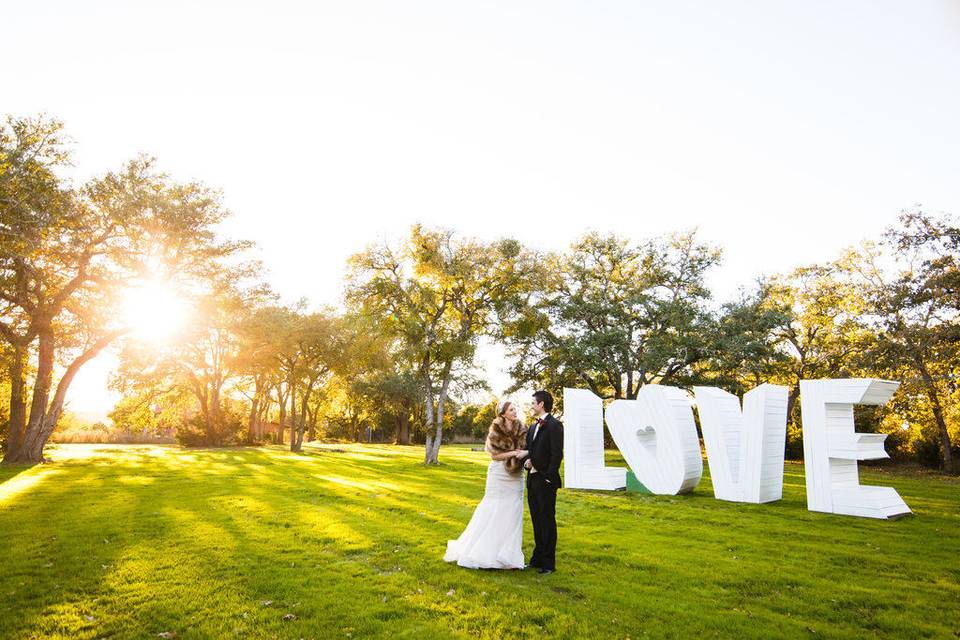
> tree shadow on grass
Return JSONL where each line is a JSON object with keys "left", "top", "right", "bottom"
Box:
{"left": 0, "top": 461, "right": 37, "bottom": 484}
{"left": 1, "top": 445, "right": 502, "bottom": 637}
{"left": 3, "top": 444, "right": 959, "bottom": 639}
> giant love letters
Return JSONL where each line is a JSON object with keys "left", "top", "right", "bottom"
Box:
{"left": 799, "top": 379, "right": 911, "bottom": 519}
{"left": 694, "top": 384, "right": 789, "bottom": 504}
{"left": 563, "top": 379, "right": 912, "bottom": 519}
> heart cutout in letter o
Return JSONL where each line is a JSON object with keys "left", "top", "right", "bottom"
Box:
{"left": 635, "top": 426, "right": 658, "bottom": 456}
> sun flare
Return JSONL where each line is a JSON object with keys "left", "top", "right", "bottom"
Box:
{"left": 121, "top": 279, "right": 191, "bottom": 344}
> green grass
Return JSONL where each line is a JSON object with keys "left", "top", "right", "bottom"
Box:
{"left": 0, "top": 443, "right": 957, "bottom": 639}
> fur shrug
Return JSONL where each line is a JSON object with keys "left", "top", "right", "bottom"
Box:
{"left": 484, "top": 417, "right": 528, "bottom": 474}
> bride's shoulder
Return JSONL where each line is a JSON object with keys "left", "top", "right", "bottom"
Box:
{"left": 490, "top": 417, "right": 526, "bottom": 436}
{"left": 488, "top": 416, "right": 509, "bottom": 434}
{"left": 487, "top": 418, "right": 514, "bottom": 449}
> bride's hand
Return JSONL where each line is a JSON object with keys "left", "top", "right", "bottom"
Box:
{"left": 515, "top": 450, "right": 528, "bottom": 459}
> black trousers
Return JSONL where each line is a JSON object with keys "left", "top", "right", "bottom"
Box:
{"left": 526, "top": 474, "right": 558, "bottom": 570}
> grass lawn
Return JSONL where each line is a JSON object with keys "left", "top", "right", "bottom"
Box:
{"left": 0, "top": 443, "right": 957, "bottom": 639}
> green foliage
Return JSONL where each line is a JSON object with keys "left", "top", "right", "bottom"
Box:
{"left": 449, "top": 401, "right": 498, "bottom": 440}
{"left": 696, "top": 283, "right": 792, "bottom": 396}
{"left": 174, "top": 398, "right": 247, "bottom": 447}
{"left": 109, "top": 390, "right": 187, "bottom": 433}
{"left": 3, "top": 114, "right": 958, "bottom": 470}
{"left": 761, "top": 264, "right": 879, "bottom": 458}
{"left": 838, "top": 210, "right": 960, "bottom": 472}
{"left": 503, "top": 230, "right": 722, "bottom": 400}
{"left": 346, "top": 225, "right": 538, "bottom": 463}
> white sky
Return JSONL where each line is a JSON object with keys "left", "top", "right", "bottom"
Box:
{"left": 5, "top": 1, "right": 960, "bottom": 420}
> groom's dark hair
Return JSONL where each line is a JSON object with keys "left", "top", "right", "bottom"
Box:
{"left": 533, "top": 390, "right": 554, "bottom": 413}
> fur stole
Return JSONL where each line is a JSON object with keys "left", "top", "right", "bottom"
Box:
{"left": 485, "top": 417, "right": 528, "bottom": 474}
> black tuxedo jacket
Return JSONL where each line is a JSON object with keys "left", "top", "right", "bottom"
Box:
{"left": 526, "top": 413, "right": 564, "bottom": 487}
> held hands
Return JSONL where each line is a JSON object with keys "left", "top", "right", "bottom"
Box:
{"left": 514, "top": 449, "right": 529, "bottom": 459}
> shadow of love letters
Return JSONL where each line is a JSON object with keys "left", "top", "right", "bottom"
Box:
{"left": 563, "top": 379, "right": 911, "bottom": 520}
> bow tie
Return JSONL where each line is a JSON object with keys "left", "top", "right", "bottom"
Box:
{"left": 535, "top": 418, "right": 544, "bottom": 426}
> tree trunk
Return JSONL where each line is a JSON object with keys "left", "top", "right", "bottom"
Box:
{"left": 289, "top": 374, "right": 299, "bottom": 452}
{"left": 208, "top": 384, "right": 222, "bottom": 446}
{"left": 277, "top": 384, "right": 287, "bottom": 445}
{"left": 247, "top": 376, "right": 263, "bottom": 443}
{"left": 292, "top": 425, "right": 305, "bottom": 452}
{"left": 307, "top": 413, "right": 317, "bottom": 442}
{"left": 248, "top": 394, "right": 260, "bottom": 444}
{"left": 5, "top": 331, "right": 55, "bottom": 464}
{"left": 425, "top": 363, "right": 452, "bottom": 464}
{"left": 918, "top": 362, "right": 956, "bottom": 474}
{"left": 352, "top": 414, "right": 362, "bottom": 442}
{"left": 396, "top": 411, "right": 410, "bottom": 445}
{"left": 787, "top": 385, "right": 800, "bottom": 429}
{"left": 295, "top": 377, "right": 316, "bottom": 449}
{"left": 423, "top": 381, "right": 436, "bottom": 464}
{"left": 5, "top": 330, "right": 121, "bottom": 464}
{"left": 22, "top": 329, "right": 55, "bottom": 449}
{"left": 4, "top": 345, "right": 29, "bottom": 460}
{"left": 426, "top": 387, "right": 447, "bottom": 463}
{"left": 257, "top": 398, "right": 270, "bottom": 440}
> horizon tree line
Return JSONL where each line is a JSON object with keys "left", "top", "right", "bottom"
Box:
{"left": 2, "top": 115, "right": 957, "bottom": 472}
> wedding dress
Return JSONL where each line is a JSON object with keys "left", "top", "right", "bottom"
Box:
{"left": 443, "top": 459, "right": 525, "bottom": 569}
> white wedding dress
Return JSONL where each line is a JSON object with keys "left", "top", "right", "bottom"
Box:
{"left": 443, "top": 459, "right": 525, "bottom": 569}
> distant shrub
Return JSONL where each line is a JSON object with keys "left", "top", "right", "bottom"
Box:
{"left": 448, "top": 401, "right": 497, "bottom": 443}
{"left": 174, "top": 401, "right": 246, "bottom": 447}
{"left": 914, "top": 437, "right": 944, "bottom": 469}
{"left": 785, "top": 423, "right": 804, "bottom": 460}
{"left": 173, "top": 416, "right": 210, "bottom": 447}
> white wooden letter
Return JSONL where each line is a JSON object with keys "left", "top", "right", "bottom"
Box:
{"left": 605, "top": 385, "right": 702, "bottom": 495}
{"left": 800, "top": 379, "right": 911, "bottom": 519}
{"left": 562, "top": 388, "right": 626, "bottom": 490}
{"left": 694, "top": 384, "right": 788, "bottom": 503}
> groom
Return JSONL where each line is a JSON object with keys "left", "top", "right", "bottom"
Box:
{"left": 523, "top": 390, "right": 563, "bottom": 574}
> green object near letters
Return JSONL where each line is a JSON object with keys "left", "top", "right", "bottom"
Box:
{"left": 625, "top": 470, "right": 651, "bottom": 494}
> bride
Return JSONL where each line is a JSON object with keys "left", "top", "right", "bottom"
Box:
{"left": 443, "top": 400, "right": 528, "bottom": 569}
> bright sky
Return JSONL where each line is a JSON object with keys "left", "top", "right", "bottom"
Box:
{"left": 5, "top": 1, "right": 960, "bottom": 421}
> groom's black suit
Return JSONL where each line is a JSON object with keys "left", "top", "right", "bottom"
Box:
{"left": 526, "top": 413, "right": 563, "bottom": 571}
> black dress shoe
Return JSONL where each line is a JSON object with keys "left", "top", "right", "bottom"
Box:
{"left": 537, "top": 568, "right": 555, "bottom": 574}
